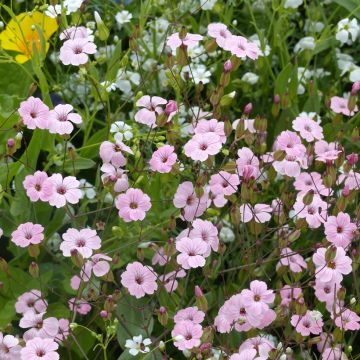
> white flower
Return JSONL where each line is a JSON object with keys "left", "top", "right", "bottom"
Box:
{"left": 199, "top": 0, "right": 217, "bottom": 10}
{"left": 45, "top": 4, "right": 66, "bottom": 18}
{"left": 181, "top": 64, "right": 211, "bottom": 84}
{"left": 336, "top": 18, "right": 359, "bottom": 45}
{"left": 125, "top": 335, "right": 151, "bottom": 356}
{"left": 79, "top": 179, "right": 96, "bottom": 200}
{"left": 241, "top": 72, "right": 259, "bottom": 85}
{"left": 284, "top": 0, "right": 303, "bottom": 9}
{"left": 310, "top": 310, "right": 323, "bottom": 321}
{"left": 115, "top": 10, "right": 133, "bottom": 27}
{"left": 100, "top": 81, "right": 117, "bottom": 93}
{"left": 115, "top": 70, "right": 140, "bottom": 95}
{"left": 110, "top": 121, "right": 133, "bottom": 141}
{"left": 350, "top": 67, "right": 360, "bottom": 82}
{"left": 304, "top": 20, "right": 325, "bottom": 33}
{"left": 294, "top": 36, "right": 316, "bottom": 53}
{"left": 220, "top": 225, "right": 235, "bottom": 243}
{"left": 63, "top": 0, "right": 83, "bottom": 14}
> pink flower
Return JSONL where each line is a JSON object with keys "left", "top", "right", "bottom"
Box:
{"left": 321, "top": 347, "right": 347, "bottom": 360}
{"left": 166, "top": 32, "right": 203, "bottom": 51}
{"left": 23, "top": 171, "right": 54, "bottom": 202}
{"left": 173, "top": 181, "right": 208, "bottom": 221}
{"left": 189, "top": 219, "right": 219, "bottom": 255}
{"left": 184, "top": 133, "right": 222, "bottom": 161}
{"left": 194, "top": 119, "right": 226, "bottom": 143}
{"left": 315, "top": 140, "right": 341, "bottom": 163}
{"left": 292, "top": 114, "right": 324, "bottom": 142}
{"left": 239, "top": 336, "right": 275, "bottom": 358}
{"left": 240, "top": 204, "right": 272, "bottom": 223}
{"left": 313, "top": 246, "right": 352, "bottom": 283}
{"left": 149, "top": 145, "right": 177, "bottom": 173}
{"left": 273, "top": 155, "right": 306, "bottom": 178}
{"left": 159, "top": 270, "right": 186, "bottom": 293}
{"left": 20, "top": 337, "right": 59, "bottom": 360}
{"left": 59, "top": 26, "right": 92, "bottom": 41}
{"left": 174, "top": 307, "right": 205, "bottom": 324}
{"left": 330, "top": 96, "right": 358, "bottom": 116}
{"left": 11, "top": 222, "right": 44, "bottom": 248}
{"left": 115, "top": 188, "right": 151, "bottom": 222}
{"left": 60, "top": 228, "right": 101, "bottom": 258}
{"left": 18, "top": 96, "right": 49, "bottom": 130}
{"left": 68, "top": 298, "right": 91, "bottom": 315}
{"left": 121, "top": 261, "right": 158, "bottom": 298}
{"left": 230, "top": 349, "right": 264, "bottom": 360}
{"left": 15, "top": 290, "right": 47, "bottom": 315}
{"left": 209, "top": 171, "right": 240, "bottom": 196}
{"left": 241, "top": 280, "right": 275, "bottom": 316}
{"left": 277, "top": 247, "right": 307, "bottom": 273}
{"left": 70, "top": 275, "right": 81, "bottom": 291}
{"left": 0, "top": 333, "right": 21, "bottom": 359}
{"left": 100, "top": 139, "right": 133, "bottom": 167}
{"left": 314, "top": 278, "right": 340, "bottom": 305}
{"left": 338, "top": 170, "right": 360, "bottom": 190}
{"left": 20, "top": 312, "right": 59, "bottom": 341}
{"left": 280, "top": 285, "right": 303, "bottom": 307}
{"left": 333, "top": 307, "right": 360, "bottom": 331}
{"left": 176, "top": 237, "right": 207, "bottom": 269}
{"left": 171, "top": 320, "right": 203, "bottom": 350}
{"left": 324, "top": 212, "right": 356, "bottom": 248}
{"left": 152, "top": 247, "right": 170, "bottom": 266}
{"left": 48, "top": 104, "right": 82, "bottom": 135}
{"left": 291, "top": 311, "right": 323, "bottom": 336}
{"left": 275, "top": 130, "right": 306, "bottom": 158}
{"left": 293, "top": 194, "right": 327, "bottom": 228}
{"left": 134, "top": 95, "right": 167, "bottom": 127}
{"left": 236, "top": 147, "right": 260, "bottom": 179}
{"left": 59, "top": 38, "right": 97, "bottom": 66}
{"left": 207, "top": 23, "right": 232, "bottom": 48}
{"left": 80, "top": 253, "right": 112, "bottom": 281}
{"left": 293, "top": 172, "right": 330, "bottom": 196}
{"left": 224, "top": 35, "right": 259, "bottom": 60}
{"left": 55, "top": 319, "right": 70, "bottom": 343}
{"left": 100, "top": 163, "right": 129, "bottom": 192}
{"left": 48, "top": 174, "right": 82, "bottom": 208}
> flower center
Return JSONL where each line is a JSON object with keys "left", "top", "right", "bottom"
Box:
{"left": 74, "top": 47, "right": 83, "bottom": 54}
{"left": 36, "top": 349, "right": 46, "bottom": 357}
{"left": 185, "top": 333, "right": 192, "bottom": 340}
{"left": 135, "top": 276, "right": 143, "bottom": 285}
{"left": 130, "top": 202, "right": 138, "bottom": 209}
{"left": 186, "top": 196, "right": 194, "bottom": 206}
{"left": 76, "top": 239, "right": 86, "bottom": 247}
{"left": 57, "top": 186, "right": 67, "bottom": 195}
{"left": 254, "top": 294, "right": 261, "bottom": 302}
{"left": 336, "top": 226, "right": 343, "bottom": 233}
{"left": 328, "top": 261, "right": 336, "bottom": 269}
{"left": 35, "top": 184, "right": 41, "bottom": 191}
{"left": 200, "top": 143, "right": 208, "bottom": 151}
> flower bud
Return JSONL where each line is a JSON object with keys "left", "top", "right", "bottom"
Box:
{"left": 100, "top": 310, "right": 108, "bottom": 318}
{"left": 195, "top": 285, "right": 203, "bottom": 298}
{"left": 29, "top": 261, "right": 39, "bottom": 278}
{"left": 342, "top": 185, "right": 350, "bottom": 197}
{"left": 165, "top": 100, "right": 177, "bottom": 115}
{"left": 347, "top": 152, "right": 358, "bottom": 166}
{"left": 70, "top": 249, "right": 84, "bottom": 267}
{"left": 243, "top": 102, "right": 253, "bottom": 115}
{"left": 158, "top": 306, "right": 168, "bottom": 326}
{"left": 223, "top": 59, "right": 232, "bottom": 73}
{"left": 94, "top": 11, "right": 109, "bottom": 41}
{"left": 0, "top": 257, "right": 8, "bottom": 273}
{"left": 351, "top": 81, "right": 360, "bottom": 96}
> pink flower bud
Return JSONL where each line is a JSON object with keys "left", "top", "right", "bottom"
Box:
{"left": 195, "top": 285, "right": 203, "bottom": 298}
{"left": 223, "top": 59, "right": 232, "bottom": 73}
{"left": 351, "top": 81, "right": 360, "bottom": 96}
{"left": 243, "top": 102, "right": 252, "bottom": 115}
{"left": 159, "top": 306, "right": 167, "bottom": 315}
{"left": 346, "top": 152, "right": 358, "bottom": 166}
{"left": 342, "top": 185, "right": 350, "bottom": 197}
{"left": 165, "top": 100, "right": 177, "bottom": 115}
{"left": 100, "top": 310, "right": 108, "bottom": 318}
{"left": 274, "top": 94, "right": 280, "bottom": 104}
{"left": 7, "top": 138, "right": 15, "bottom": 148}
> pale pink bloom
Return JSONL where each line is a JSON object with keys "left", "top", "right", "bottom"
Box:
{"left": 294, "top": 172, "right": 330, "bottom": 196}
{"left": 207, "top": 23, "right": 232, "bottom": 48}
{"left": 173, "top": 181, "right": 208, "bottom": 221}
{"left": 241, "top": 280, "right": 275, "bottom": 316}
{"left": 152, "top": 247, "right": 170, "bottom": 266}
{"left": 81, "top": 253, "right": 112, "bottom": 281}
{"left": 313, "top": 246, "right": 352, "bottom": 283}
{"left": 0, "top": 333, "right": 21, "bottom": 359}
{"left": 314, "top": 278, "right": 341, "bottom": 307}
{"left": 23, "top": 171, "right": 54, "bottom": 202}
{"left": 240, "top": 203, "right": 272, "bottom": 223}
{"left": 100, "top": 163, "right": 129, "bottom": 192}
{"left": 174, "top": 307, "right": 205, "bottom": 324}
{"left": 70, "top": 275, "right": 81, "bottom": 291}
{"left": 333, "top": 307, "right": 360, "bottom": 331}
{"left": 230, "top": 349, "right": 263, "bottom": 360}
{"left": 48, "top": 104, "right": 82, "bottom": 135}
{"left": 159, "top": 270, "right": 186, "bottom": 292}
{"left": 239, "top": 336, "right": 275, "bottom": 358}
{"left": 68, "top": 298, "right": 91, "bottom": 315}
{"left": 184, "top": 133, "right": 222, "bottom": 161}
{"left": 99, "top": 139, "right": 133, "bottom": 167}
{"left": 20, "top": 337, "right": 59, "bottom": 360}
{"left": 224, "top": 35, "right": 259, "bottom": 60}
{"left": 48, "top": 174, "right": 82, "bottom": 208}
{"left": 330, "top": 96, "right": 358, "bottom": 116}
{"left": 176, "top": 237, "right": 207, "bottom": 269}
{"left": 15, "top": 290, "right": 47, "bottom": 315}
{"left": 59, "top": 38, "right": 97, "bottom": 66}
{"left": 292, "top": 114, "right": 324, "bottom": 142}
{"left": 338, "top": 170, "right": 360, "bottom": 190}
{"left": 324, "top": 212, "right": 356, "bottom": 248}
{"left": 277, "top": 247, "right": 307, "bottom": 273}
{"left": 194, "top": 119, "right": 226, "bottom": 143}
{"left": 280, "top": 285, "right": 303, "bottom": 306}
{"left": 271, "top": 198, "right": 283, "bottom": 214}
{"left": 121, "top": 261, "right": 158, "bottom": 299}
{"left": 60, "top": 228, "right": 101, "bottom": 258}
{"left": 59, "top": 26, "right": 92, "bottom": 41}
{"left": 236, "top": 147, "right": 260, "bottom": 179}
{"left": 321, "top": 347, "right": 348, "bottom": 360}
{"left": 55, "top": 319, "right": 70, "bottom": 343}
{"left": 293, "top": 194, "right": 327, "bottom": 228}
{"left": 11, "top": 222, "right": 44, "bottom": 248}
{"left": 273, "top": 155, "right": 305, "bottom": 178}
{"left": 18, "top": 96, "right": 49, "bottom": 130}
{"left": 190, "top": 219, "right": 219, "bottom": 255}
{"left": 209, "top": 171, "right": 240, "bottom": 196}
{"left": 317, "top": 332, "right": 333, "bottom": 353}
{"left": 115, "top": 188, "right": 151, "bottom": 222}
{"left": 291, "top": 311, "right": 323, "bottom": 336}
{"left": 315, "top": 140, "right": 342, "bottom": 163}
{"left": 134, "top": 95, "right": 167, "bottom": 127}
{"left": 166, "top": 32, "right": 203, "bottom": 51}
{"left": 20, "top": 312, "right": 59, "bottom": 341}
{"left": 274, "top": 130, "right": 306, "bottom": 158}
{"left": 149, "top": 145, "right": 177, "bottom": 173}
{"left": 211, "top": 192, "right": 228, "bottom": 208}
{"left": 171, "top": 320, "right": 203, "bottom": 350}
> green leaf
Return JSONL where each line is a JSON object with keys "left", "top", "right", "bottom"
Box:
{"left": 63, "top": 157, "right": 96, "bottom": 172}
{"left": 332, "top": 0, "right": 360, "bottom": 19}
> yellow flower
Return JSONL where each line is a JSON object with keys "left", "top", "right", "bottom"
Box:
{"left": 0, "top": 11, "right": 58, "bottom": 64}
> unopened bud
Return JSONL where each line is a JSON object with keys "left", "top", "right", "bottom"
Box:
{"left": 243, "top": 102, "right": 252, "bottom": 115}
{"left": 94, "top": 11, "right": 109, "bottom": 41}
{"left": 347, "top": 152, "right": 358, "bottom": 166}
{"left": 351, "top": 81, "right": 360, "bottom": 96}
{"left": 223, "top": 59, "right": 232, "bottom": 73}
{"left": 195, "top": 285, "right": 203, "bottom": 298}
{"left": 165, "top": 100, "right": 177, "bottom": 116}
{"left": 29, "top": 261, "right": 39, "bottom": 278}
{"left": 100, "top": 310, "right": 108, "bottom": 318}
{"left": 342, "top": 185, "right": 350, "bottom": 197}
